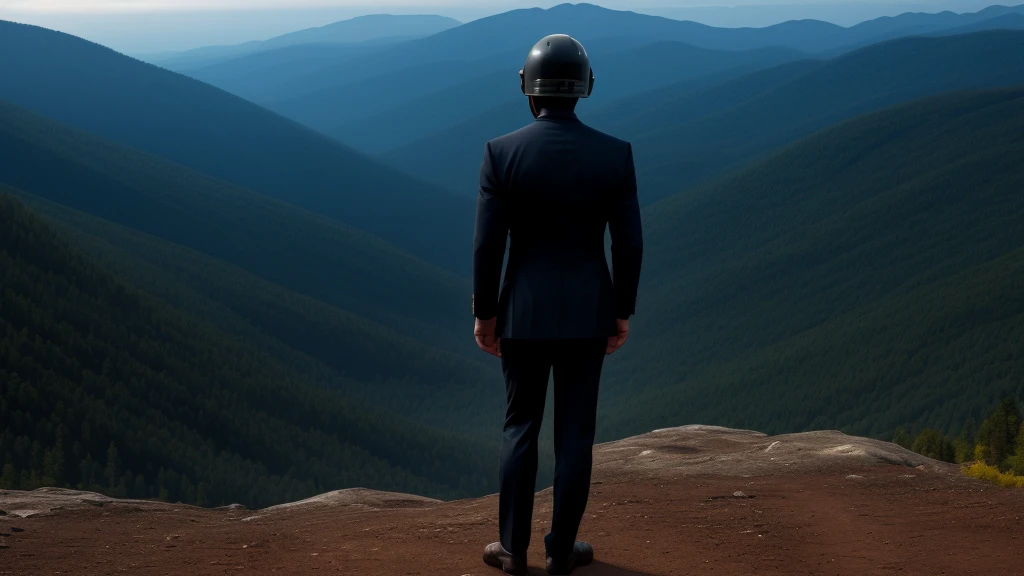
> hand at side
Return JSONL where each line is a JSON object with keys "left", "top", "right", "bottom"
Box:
{"left": 475, "top": 316, "right": 501, "bottom": 357}
{"left": 606, "top": 318, "right": 630, "bottom": 355}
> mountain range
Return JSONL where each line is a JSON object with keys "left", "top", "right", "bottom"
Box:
{"left": 1, "top": 2, "right": 1023, "bottom": 508}
{"left": 0, "top": 20, "right": 473, "bottom": 273}
{"left": 386, "top": 30, "right": 1024, "bottom": 204}
{"left": 181, "top": 2, "right": 1024, "bottom": 117}
{"left": 144, "top": 14, "right": 462, "bottom": 71}
{"left": 601, "top": 84, "right": 1024, "bottom": 441}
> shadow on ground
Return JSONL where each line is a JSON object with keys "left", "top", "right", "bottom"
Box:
{"left": 524, "top": 561, "right": 658, "bottom": 575}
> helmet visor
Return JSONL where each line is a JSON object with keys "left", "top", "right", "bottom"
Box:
{"left": 524, "top": 77, "right": 590, "bottom": 98}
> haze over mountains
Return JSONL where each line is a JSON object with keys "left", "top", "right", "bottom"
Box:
{"left": 0, "top": 20, "right": 473, "bottom": 273}
{"left": 1, "top": 2, "right": 1023, "bottom": 508}
{"left": 146, "top": 14, "right": 463, "bottom": 71}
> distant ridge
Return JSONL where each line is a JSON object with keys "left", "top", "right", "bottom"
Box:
{"left": 0, "top": 20, "right": 473, "bottom": 273}
{"left": 146, "top": 14, "right": 461, "bottom": 70}
{"left": 601, "top": 84, "right": 1024, "bottom": 441}
{"left": 381, "top": 30, "right": 1024, "bottom": 203}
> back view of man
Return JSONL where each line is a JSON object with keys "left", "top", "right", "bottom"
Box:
{"left": 473, "top": 34, "right": 644, "bottom": 575}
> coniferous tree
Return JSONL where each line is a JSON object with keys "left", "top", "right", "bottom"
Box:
{"left": 954, "top": 417, "right": 978, "bottom": 463}
{"left": 1008, "top": 422, "right": 1024, "bottom": 475}
{"left": 912, "top": 429, "right": 955, "bottom": 463}
{"left": 976, "top": 398, "right": 1022, "bottom": 471}
{"left": 893, "top": 426, "right": 913, "bottom": 450}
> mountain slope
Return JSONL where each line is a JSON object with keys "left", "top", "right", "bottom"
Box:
{"left": 827, "top": 3, "right": 1024, "bottom": 53}
{"left": 0, "top": 100, "right": 470, "bottom": 356}
{"left": 382, "top": 59, "right": 821, "bottom": 196}
{"left": 621, "top": 30, "right": 1024, "bottom": 204}
{"left": 199, "top": 3, "right": 842, "bottom": 108}
{"left": 266, "top": 38, "right": 664, "bottom": 145}
{"left": 185, "top": 2, "right": 1024, "bottom": 110}
{"left": 9, "top": 188, "right": 501, "bottom": 436}
{"left": 0, "top": 20, "right": 472, "bottom": 272}
{"left": 324, "top": 42, "right": 803, "bottom": 154}
{"left": 599, "top": 85, "right": 1024, "bottom": 442}
{"left": 385, "top": 31, "right": 1024, "bottom": 204}
{"left": 0, "top": 191, "right": 493, "bottom": 508}
{"left": 152, "top": 14, "right": 461, "bottom": 72}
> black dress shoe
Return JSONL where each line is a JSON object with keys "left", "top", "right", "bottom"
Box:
{"left": 546, "top": 541, "right": 594, "bottom": 575}
{"left": 483, "top": 542, "right": 528, "bottom": 575}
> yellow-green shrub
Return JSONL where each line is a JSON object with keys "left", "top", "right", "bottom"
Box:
{"left": 963, "top": 462, "right": 1024, "bottom": 488}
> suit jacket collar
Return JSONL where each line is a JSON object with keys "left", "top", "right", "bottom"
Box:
{"left": 537, "top": 108, "right": 579, "bottom": 121}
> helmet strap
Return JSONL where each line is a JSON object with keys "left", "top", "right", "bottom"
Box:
{"left": 528, "top": 96, "right": 540, "bottom": 119}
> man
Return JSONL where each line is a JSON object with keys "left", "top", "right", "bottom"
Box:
{"left": 473, "top": 34, "right": 644, "bottom": 576}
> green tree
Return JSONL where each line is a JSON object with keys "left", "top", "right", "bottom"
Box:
{"left": 1, "top": 462, "right": 16, "bottom": 489}
{"left": 954, "top": 416, "right": 978, "bottom": 463}
{"left": 1008, "top": 422, "right": 1024, "bottom": 476}
{"left": 977, "top": 398, "right": 1022, "bottom": 470}
{"left": 912, "top": 429, "right": 955, "bottom": 463}
{"left": 893, "top": 425, "right": 913, "bottom": 449}
{"left": 105, "top": 442, "right": 121, "bottom": 492}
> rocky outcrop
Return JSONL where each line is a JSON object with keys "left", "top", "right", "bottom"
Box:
{"left": 0, "top": 426, "right": 950, "bottom": 519}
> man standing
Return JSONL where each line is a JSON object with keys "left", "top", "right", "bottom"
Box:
{"left": 473, "top": 34, "right": 644, "bottom": 576}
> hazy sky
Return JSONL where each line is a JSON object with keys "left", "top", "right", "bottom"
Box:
{"left": 0, "top": 0, "right": 998, "bottom": 54}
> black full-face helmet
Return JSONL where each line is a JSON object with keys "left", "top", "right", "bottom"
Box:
{"left": 519, "top": 34, "right": 595, "bottom": 98}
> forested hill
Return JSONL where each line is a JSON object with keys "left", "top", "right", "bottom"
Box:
{"left": 0, "top": 20, "right": 472, "bottom": 272}
{"left": 600, "top": 85, "right": 1024, "bottom": 442}
{"left": 0, "top": 100, "right": 469, "bottom": 356}
{"left": 0, "top": 191, "right": 493, "bottom": 508}
{"left": 381, "top": 30, "right": 1024, "bottom": 204}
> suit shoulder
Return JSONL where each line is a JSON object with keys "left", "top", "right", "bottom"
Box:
{"left": 579, "top": 123, "right": 631, "bottom": 151}
{"left": 487, "top": 123, "right": 541, "bottom": 151}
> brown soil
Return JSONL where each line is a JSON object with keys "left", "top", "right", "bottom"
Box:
{"left": 2, "top": 426, "right": 1022, "bottom": 575}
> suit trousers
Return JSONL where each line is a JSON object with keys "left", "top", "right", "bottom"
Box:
{"left": 498, "top": 337, "right": 606, "bottom": 559}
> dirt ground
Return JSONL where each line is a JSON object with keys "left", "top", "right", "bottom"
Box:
{"left": 2, "top": 426, "right": 1022, "bottom": 576}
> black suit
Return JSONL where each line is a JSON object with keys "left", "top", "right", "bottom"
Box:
{"left": 473, "top": 107, "right": 643, "bottom": 559}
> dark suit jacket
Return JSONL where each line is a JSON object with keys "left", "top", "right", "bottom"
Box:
{"left": 473, "top": 108, "right": 643, "bottom": 339}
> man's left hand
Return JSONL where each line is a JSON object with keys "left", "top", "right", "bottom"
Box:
{"left": 475, "top": 316, "right": 501, "bottom": 357}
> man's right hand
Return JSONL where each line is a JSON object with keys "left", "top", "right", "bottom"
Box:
{"left": 606, "top": 318, "right": 629, "bottom": 355}
{"left": 475, "top": 316, "right": 501, "bottom": 357}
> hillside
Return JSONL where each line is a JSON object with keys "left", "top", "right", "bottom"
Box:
{"left": 0, "top": 192, "right": 493, "bottom": 509}
{"left": 185, "top": 2, "right": 1024, "bottom": 109}
{"left": 619, "top": 30, "right": 1024, "bottom": 204}
{"left": 0, "top": 20, "right": 472, "bottom": 272}
{"left": 10, "top": 188, "right": 502, "bottom": 437}
{"left": 323, "top": 41, "right": 803, "bottom": 154}
{"left": 148, "top": 14, "right": 461, "bottom": 71}
{"left": 383, "top": 59, "right": 820, "bottom": 196}
{"left": 384, "top": 30, "right": 1024, "bottom": 205}
{"left": 4, "top": 426, "right": 1022, "bottom": 575}
{"left": 598, "top": 85, "right": 1024, "bottom": 443}
{"left": 0, "top": 101, "right": 471, "bottom": 357}
{"left": 194, "top": 3, "right": 838, "bottom": 106}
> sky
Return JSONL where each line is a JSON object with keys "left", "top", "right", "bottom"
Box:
{"left": 0, "top": 0, "right": 999, "bottom": 54}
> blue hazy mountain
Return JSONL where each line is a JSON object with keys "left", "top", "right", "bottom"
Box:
{"left": 147, "top": 14, "right": 462, "bottom": 71}
{"left": 828, "top": 3, "right": 1024, "bottom": 52}
{"left": 0, "top": 100, "right": 472, "bottom": 357}
{"left": 0, "top": 20, "right": 473, "bottom": 273}
{"left": 383, "top": 30, "right": 1024, "bottom": 204}
{"left": 620, "top": 30, "right": 1024, "bottom": 204}
{"left": 929, "top": 11, "right": 1024, "bottom": 35}
{"left": 0, "top": 187, "right": 495, "bottom": 507}
{"left": 185, "top": 2, "right": 1024, "bottom": 112}
{"left": 377, "top": 61, "right": 815, "bottom": 196}
{"left": 323, "top": 41, "right": 804, "bottom": 154}
{"left": 174, "top": 42, "right": 394, "bottom": 103}
{"left": 599, "top": 84, "right": 1024, "bottom": 442}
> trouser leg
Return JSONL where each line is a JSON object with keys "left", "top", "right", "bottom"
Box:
{"left": 544, "top": 338, "right": 606, "bottom": 559}
{"left": 498, "top": 339, "right": 552, "bottom": 556}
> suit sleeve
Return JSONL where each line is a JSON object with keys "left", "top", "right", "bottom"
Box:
{"left": 608, "top": 142, "right": 644, "bottom": 319}
{"left": 472, "top": 141, "right": 509, "bottom": 320}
